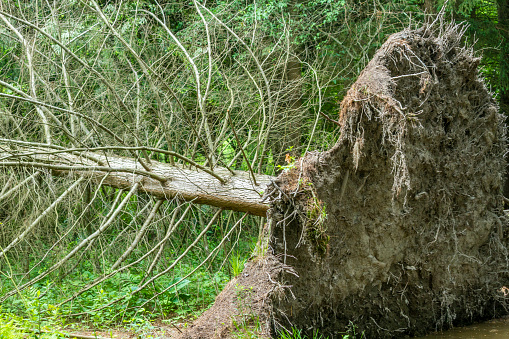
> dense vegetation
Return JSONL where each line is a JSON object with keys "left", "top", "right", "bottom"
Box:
{"left": 0, "top": 0, "right": 506, "bottom": 337}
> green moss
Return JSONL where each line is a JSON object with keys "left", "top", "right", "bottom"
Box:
{"left": 303, "top": 183, "right": 329, "bottom": 256}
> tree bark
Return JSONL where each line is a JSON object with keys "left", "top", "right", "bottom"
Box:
{"left": 273, "top": 0, "right": 304, "bottom": 168}
{"left": 498, "top": 0, "right": 509, "bottom": 114}
{"left": 423, "top": 0, "right": 435, "bottom": 13}
{"left": 274, "top": 56, "right": 304, "bottom": 168}
{"left": 0, "top": 147, "right": 273, "bottom": 216}
{"left": 498, "top": 0, "right": 509, "bottom": 115}
{"left": 498, "top": 0, "right": 509, "bottom": 198}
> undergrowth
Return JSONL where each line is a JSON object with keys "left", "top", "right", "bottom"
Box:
{"left": 0, "top": 308, "right": 69, "bottom": 339}
{"left": 0, "top": 230, "right": 258, "bottom": 334}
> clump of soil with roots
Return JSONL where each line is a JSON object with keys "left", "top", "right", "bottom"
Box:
{"left": 180, "top": 19, "right": 509, "bottom": 339}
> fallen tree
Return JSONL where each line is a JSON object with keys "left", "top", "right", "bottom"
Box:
{"left": 1, "top": 3, "right": 508, "bottom": 337}
{"left": 0, "top": 143, "right": 272, "bottom": 216}
{"left": 180, "top": 21, "right": 509, "bottom": 338}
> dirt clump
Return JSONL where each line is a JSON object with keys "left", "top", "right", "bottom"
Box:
{"left": 269, "top": 21, "right": 509, "bottom": 338}
{"left": 177, "top": 254, "right": 292, "bottom": 339}
{"left": 178, "top": 20, "right": 509, "bottom": 339}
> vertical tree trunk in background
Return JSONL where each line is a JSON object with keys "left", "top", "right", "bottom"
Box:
{"left": 274, "top": 0, "right": 304, "bottom": 168}
{"left": 498, "top": 0, "right": 509, "bottom": 197}
{"left": 273, "top": 56, "right": 304, "bottom": 168}
{"left": 423, "top": 0, "right": 436, "bottom": 13}
{"left": 282, "top": 56, "right": 303, "bottom": 152}
{"left": 498, "top": 0, "right": 508, "bottom": 112}
{"left": 498, "top": 0, "right": 509, "bottom": 115}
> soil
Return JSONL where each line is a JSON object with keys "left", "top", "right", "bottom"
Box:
{"left": 270, "top": 21, "right": 509, "bottom": 337}
{"left": 177, "top": 254, "right": 291, "bottom": 339}
{"left": 180, "top": 19, "right": 509, "bottom": 339}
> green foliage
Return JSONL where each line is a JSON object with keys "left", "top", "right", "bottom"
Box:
{"left": 230, "top": 253, "right": 247, "bottom": 277}
{"left": 1, "top": 261, "right": 232, "bottom": 327}
{"left": 0, "top": 204, "right": 257, "bottom": 331}
{"left": 0, "top": 313, "right": 23, "bottom": 339}
{"left": 0, "top": 304, "right": 68, "bottom": 339}
{"left": 278, "top": 327, "right": 328, "bottom": 339}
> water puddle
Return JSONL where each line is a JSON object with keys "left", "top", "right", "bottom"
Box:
{"left": 418, "top": 317, "right": 509, "bottom": 338}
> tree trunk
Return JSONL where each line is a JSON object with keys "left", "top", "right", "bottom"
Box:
{"left": 0, "top": 148, "right": 273, "bottom": 216}
{"left": 181, "top": 22, "right": 509, "bottom": 338}
{"left": 501, "top": 0, "right": 509, "bottom": 116}
{"left": 273, "top": 0, "right": 305, "bottom": 168}
{"left": 274, "top": 56, "right": 304, "bottom": 167}
{"left": 423, "top": 0, "right": 435, "bottom": 13}
{"left": 498, "top": 0, "right": 509, "bottom": 198}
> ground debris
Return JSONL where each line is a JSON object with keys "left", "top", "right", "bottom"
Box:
{"left": 177, "top": 255, "right": 292, "bottom": 339}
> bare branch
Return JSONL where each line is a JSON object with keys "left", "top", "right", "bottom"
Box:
{"left": 0, "top": 176, "right": 85, "bottom": 259}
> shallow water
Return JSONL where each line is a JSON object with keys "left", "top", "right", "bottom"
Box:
{"left": 418, "top": 317, "right": 509, "bottom": 338}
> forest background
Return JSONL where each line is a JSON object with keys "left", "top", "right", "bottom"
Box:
{"left": 0, "top": 0, "right": 507, "bottom": 338}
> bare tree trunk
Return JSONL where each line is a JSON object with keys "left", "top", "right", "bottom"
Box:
{"left": 501, "top": 0, "right": 509, "bottom": 115}
{"left": 498, "top": 0, "right": 509, "bottom": 198}
{"left": 273, "top": 0, "right": 305, "bottom": 168}
{"left": 0, "top": 148, "right": 272, "bottom": 216}
{"left": 423, "top": 0, "right": 435, "bottom": 13}
{"left": 275, "top": 56, "right": 303, "bottom": 166}
{"left": 500, "top": 0, "right": 509, "bottom": 114}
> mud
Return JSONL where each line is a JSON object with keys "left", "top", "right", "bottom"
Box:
{"left": 417, "top": 316, "right": 509, "bottom": 338}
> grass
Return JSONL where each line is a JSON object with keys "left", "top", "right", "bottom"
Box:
{"left": 279, "top": 328, "right": 326, "bottom": 339}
